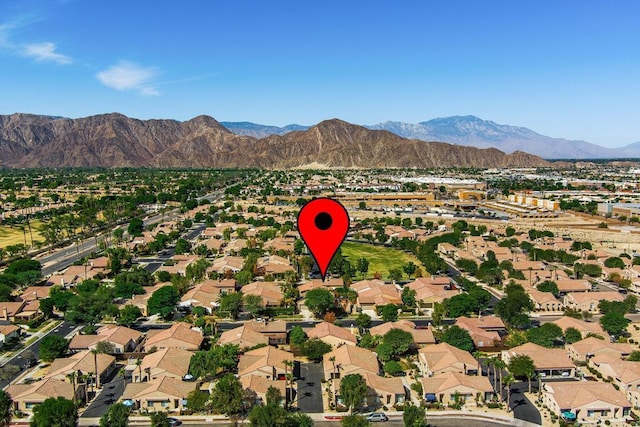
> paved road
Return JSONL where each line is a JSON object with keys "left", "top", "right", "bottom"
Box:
{"left": 507, "top": 381, "right": 541, "bottom": 425}
{"left": 81, "top": 367, "right": 127, "bottom": 418}
{"left": 1, "top": 321, "right": 77, "bottom": 389}
{"left": 297, "top": 361, "right": 324, "bottom": 413}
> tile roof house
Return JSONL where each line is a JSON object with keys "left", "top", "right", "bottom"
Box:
{"left": 554, "top": 279, "right": 591, "bottom": 294}
{"left": 298, "top": 278, "right": 344, "bottom": 296}
{"left": 420, "top": 372, "right": 494, "bottom": 407}
{"left": 241, "top": 282, "right": 284, "bottom": 307}
{"left": 563, "top": 291, "right": 624, "bottom": 313}
{"left": 121, "top": 376, "right": 197, "bottom": 413}
{"left": 352, "top": 280, "right": 401, "bottom": 314}
{"left": 323, "top": 345, "right": 380, "bottom": 381}
{"left": 17, "top": 286, "right": 52, "bottom": 302}
{"left": 418, "top": 343, "right": 478, "bottom": 377}
{"left": 6, "top": 378, "right": 85, "bottom": 413}
{"left": 218, "top": 320, "right": 287, "bottom": 348}
{"left": 361, "top": 372, "right": 407, "bottom": 408}
{"left": 567, "top": 337, "right": 633, "bottom": 362}
{"left": 238, "top": 345, "right": 293, "bottom": 380}
{"left": 454, "top": 316, "right": 505, "bottom": 349}
{"left": 524, "top": 285, "right": 563, "bottom": 312}
{"left": 551, "top": 316, "right": 606, "bottom": 339}
{"left": 369, "top": 320, "right": 436, "bottom": 347}
{"left": 144, "top": 322, "right": 204, "bottom": 351}
{"left": 305, "top": 322, "right": 357, "bottom": 347}
{"left": 69, "top": 325, "right": 143, "bottom": 354}
{"left": 0, "top": 324, "right": 20, "bottom": 346}
{"left": 209, "top": 256, "right": 245, "bottom": 274}
{"left": 240, "top": 374, "right": 288, "bottom": 406}
{"left": 542, "top": 381, "right": 631, "bottom": 424}
{"left": 132, "top": 347, "right": 193, "bottom": 383}
{"left": 46, "top": 350, "right": 116, "bottom": 386}
{"left": 502, "top": 343, "right": 574, "bottom": 378}
{"left": 588, "top": 354, "right": 640, "bottom": 408}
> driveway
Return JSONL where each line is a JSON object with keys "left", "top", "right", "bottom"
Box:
{"left": 506, "top": 381, "right": 542, "bottom": 425}
{"left": 297, "top": 361, "right": 323, "bottom": 413}
{"left": 81, "top": 367, "right": 127, "bottom": 418}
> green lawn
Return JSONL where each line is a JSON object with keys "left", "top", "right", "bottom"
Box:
{"left": 341, "top": 241, "right": 425, "bottom": 281}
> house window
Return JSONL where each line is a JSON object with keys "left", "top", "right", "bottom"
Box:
{"left": 25, "top": 402, "right": 36, "bottom": 409}
{"left": 587, "top": 410, "right": 594, "bottom": 417}
{"left": 148, "top": 401, "right": 155, "bottom": 408}
{"left": 161, "top": 401, "right": 169, "bottom": 407}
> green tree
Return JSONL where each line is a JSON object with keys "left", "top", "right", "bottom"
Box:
{"left": 564, "top": 327, "right": 582, "bottom": 344}
{"left": 388, "top": 268, "right": 403, "bottom": 282}
{"left": 380, "top": 304, "right": 398, "bottom": 322}
{"left": 99, "top": 402, "right": 130, "bottom": 427}
{"left": 118, "top": 304, "right": 142, "bottom": 327}
{"left": 403, "top": 404, "right": 428, "bottom": 427}
{"left": 248, "top": 402, "right": 288, "bottom": 426}
{"left": 175, "top": 238, "right": 191, "bottom": 255}
{"left": 219, "top": 292, "right": 244, "bottom": 320}
{"left": 401, "top": 287, "right": 417, "bottom": 308}
{"left": 147, "top": 286, "right": 180, "bottom": 320}
{"left": 39, "top": 335, "right": 69, "bottom": 363}
{"left": 127, "top": 217, "right": 144, "bottom": 236}
{"left": 355, "top": 313, "right": 372, "bottom": 331}
{"left": 403, "top": 262, "right": 417, "bottom": 279}
{"left": 302, "top": 338, "right": 332, "bottom": 361}
{"left": 439, "top": 325, "right": 474, "bottom": 352}
{"left": 526, "top": 323, "right": 563, "bottom": 348}
{"left": 628, "top": 351, "right": 640, "bottom": 362}
{"left": 289, "top": 326, "right": 307, "bottom": 346}
{"left": 356, "top": 257, "right": 370, "bottom": 279}
{"left": 383, "top": 360, "right": 403, "bottom": 376}
{"left": 536, "top": 280, "right": 559, "bottom": 297}
{"left": 376, "top": 328, "right": 414, "bottom": 361}
{"left": 432, "top": 302, "right": 446, "bottom": 326}
{"left": 604, "top": 257, "right": 625, "bottom": 269}
{"left": 341, "top": 414, "right": 370, "bottom": 427}
{"left": 211, "top": 374, "right": 245, "bottom": 417}
{"left": 494, "top": 283, "right": 533, "bottom": 328}
{"left": 600, "top": 311, "right": 630, "bottom": 336}
{"left": 339, "top": 374, "right": 368, "bottom": 413}
{"left": 0, "top": 390, "right": 11, "bottom": 427}
{"left": 30, "top": 397, "right": 77, "bottom": 427}
{"left": 39, "top": 297, "right": 55, "bottom": 318}
{"left": 244, "top": 294, "right": 264, "bottom": 318}
{"left": 305, "top": 288, "right": 335, "bottom": 318}
{"left": 186, "top": 389, "right": 210, "bottom": 413}
{"left": 508, "top": 354, "right": 536, "bottom": 393}
{"left": 149, "top": 412, "right": 170, "bottom": 427}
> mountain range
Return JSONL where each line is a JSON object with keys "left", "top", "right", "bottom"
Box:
{"left": 0, "top": 113, "right": 546, "bottom": 169}
{"left": 225, "top": 116, "right": 640, "bottom": 159}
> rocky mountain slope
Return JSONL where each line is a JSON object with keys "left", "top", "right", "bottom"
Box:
{"left": 0, "top": 113, "right": 548, "bottom": 168}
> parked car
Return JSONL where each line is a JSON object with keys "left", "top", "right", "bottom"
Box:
{"left": 366, "top": 412, "right": 388, "bottom": 422}
{"left": 168, "top": 418, "right": 182, "bottom": 426}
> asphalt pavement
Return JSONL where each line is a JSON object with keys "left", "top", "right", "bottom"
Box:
{"left": 297, "top": 361, "right": 324, "bottom": 413}
{"left": 81, "top": 367, "right": 127, "bottom": 418}
{"left": 0, "top": 320, "right": 77, "bottom": 389}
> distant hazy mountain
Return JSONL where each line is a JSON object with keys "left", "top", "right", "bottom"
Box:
{"left": 616, "top": 141, "right": 640, "bottom": 158}
{"left": 368, "top": 116, "right": 623, "bottom": 159}
{"left": 220, "top": 121, "right": 309, "bottom": 138}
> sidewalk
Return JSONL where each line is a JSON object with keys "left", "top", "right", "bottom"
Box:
{"left": 0, "top": 320, "right": 61, "bottom": 367}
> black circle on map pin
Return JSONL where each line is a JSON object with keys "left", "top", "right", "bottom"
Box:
{"left": 297, "top": 198, "right": 350, "bottom": 281}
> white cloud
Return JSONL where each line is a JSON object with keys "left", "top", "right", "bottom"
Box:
{"left": 22, "top": 42, "right": 72, "bottom": 64}
{"left": 96, "top": 61, "right": 160, "bottom": 96}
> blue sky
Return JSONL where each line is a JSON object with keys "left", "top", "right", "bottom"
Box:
{"left": 1, "top": 0, "right": 639, "bottom": 147}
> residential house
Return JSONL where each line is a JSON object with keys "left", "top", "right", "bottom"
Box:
{"left": 525, "top": 285, "right": 563, "bottom": 312}
{"left": 240, "top": 374, "right": 288, "bottom": 406}
{"left": 256, "top": 255, "right": 295, "bottom": 277}
{"left": 218, "top": 320, "right": 287, "bottom": 348}
{"left": 567, "top": 337, "right": 633, "bottom": 363}
{"left": 588, "top": 354, "right": 640, "bottom": 407}
{"left": 555, "top": 279, "right": 591, "bottom": 294}
{"left": 209, "top": 256, "right": 244, "bottom": 275}
{"left": 352, "top": 280, "right": 401, "bottom": 316}
{"left": 542, "top": 381, "right": 631, "bottom": 424}
{"left": 17, "top": 286, "right": 52, "bottom": 302}
{"left": 418, "top": 343, "right": 479, "bottom": 377}
{"left": 238, "top": 345, "right": 293, "bottom": 380}
{"left": 132, "top": 348, "right": 194, "bottom": 383}
{"left": 323, "top": 345, "right": 380, "bottom": 381}
{"left": 46, "top": 350, "right": 116, "bottom": 386}
{"left": 361, "top": 372, "right": 406, "bottom": 408}
{"left": 298, "top": 278, "right": 344, "bottom": 297}
{"left": 551, "top": 317, "right": 607, "bottom": 339}
{"left": 119, "top": 283, "right": 166, "bottom": 317}
{"left": 121, "top": 377, "right": 197, "bottom": 412}
{"left": 563, "top": 291, "right": 625, "bottom": 313}
{"left": 0, "top": 301, "right": 42, "bottom": 323}
{"left": 454, "top": 316, "right": 506, "bottom": 349}
{"left": 6, "top": 378, "right": 85, "bottom": 413}
{"left": 179, "top": 279, "right": 236, "bottom": 313}
{"left": 404, "top": 278, "right": 459, "bottom": 313}
{"left": 305, "top": 322, "right": 357, "bottom": 347}
{"left": 502, "top": 343, "right": 574, "bottom": 378}
{"left": 69, "top": 325, "right": 142, "bottom": 354}
{"left": 241, "top": 282, "right": 284, "bottom": 307}
{"left": 421, "top": 372, "right": 494, "bottom": 407}
{"left": 144, "top": 322, "right": 204, "bottom": 351}
{"left": 369, "top": 320, "right": 436, "bottom": 347}
{"left": 0, "top": 324, "right": 20, "bottom": 346}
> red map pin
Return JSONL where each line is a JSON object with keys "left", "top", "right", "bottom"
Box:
{"left": 297, "top": 198, "right": 350, "bottom": 281}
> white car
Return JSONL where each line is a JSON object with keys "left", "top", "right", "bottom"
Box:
{"left": 366, "top": 412, "right": 388, "bottom": 422}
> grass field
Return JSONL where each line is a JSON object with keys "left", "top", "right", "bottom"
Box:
{"left": 0, "top": 222, "right": 44, "bottom": 248}
{"left": 341, "top": 241, "right": 425, "bottom": 280}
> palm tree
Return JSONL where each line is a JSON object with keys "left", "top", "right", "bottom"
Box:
{"left": 283, "top": 360, "right": 294, "bottom": 410}
{"left": 503, "top": 374, "right": 515, "bottom": 411}
{"left": 0, "top": 389, "right": 13, "bottom": 427}
{"left": 66, "top": 371, "right": 78, "bottom": 406}
{"left": 91, "top": 348, "right": 101, "bottom": 389}
{"left": 329, "top": 356, "right": 338, "bottom": 408}
{"left": 485, "top": 357, "right": 497, "bottom": 389}
{"left": 135, "top": 358, "right": 143, "bottom": 383}
{"left": 494, "top": 359, "right": 506, "bottom": 397}
{"left": 472, "top": 351, "right": 487, "bottom": 376}
{"left": 204, "top": 315, "right": 218, "bottom": 337}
